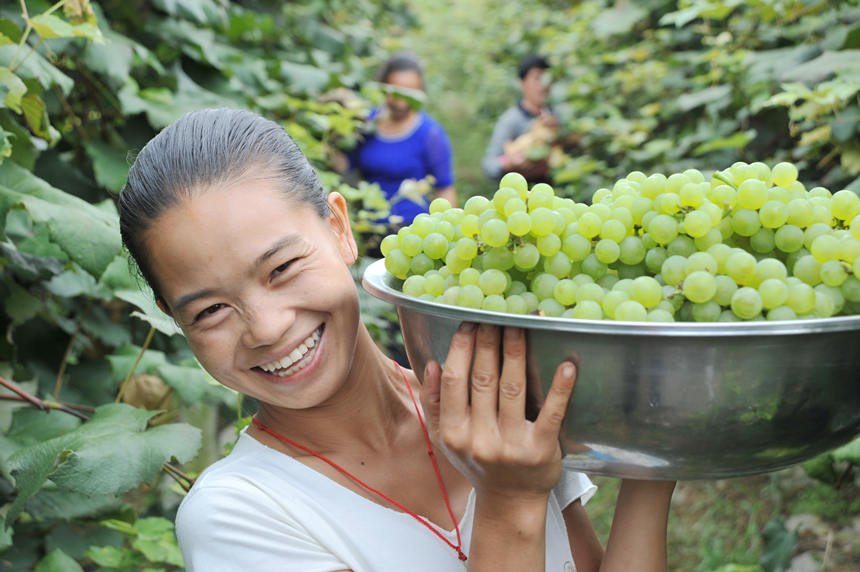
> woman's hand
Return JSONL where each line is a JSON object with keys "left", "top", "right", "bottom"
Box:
{"left": 420, "top": 322, "right": 577, "bottom": 499}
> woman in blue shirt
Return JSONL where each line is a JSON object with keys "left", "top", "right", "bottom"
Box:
{"left": 350, "top": 53, "right": 457, "bottom": 226}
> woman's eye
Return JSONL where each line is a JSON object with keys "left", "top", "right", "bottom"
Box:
{"left": 271, "top": 259, "right": 295, "bottom": 280}
{"left": 194, "top": 303, "right": 225, "bottom": 323}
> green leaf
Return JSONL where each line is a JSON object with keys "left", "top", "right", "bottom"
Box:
{"left": 2, "top": 279, "right": 41, "bottom": 325}
{"left": 0, "top": 46, "right": 74, "bottom": 95}
{"left": 0, "top": 19, "right": 23, "bottom": 44}
{"left": 279, "top": 60, "right": 331, "bottom": 94}
{"left": 157, "top": 361, "right": 215, "bottom": 404}
{"left": 136, "top": 64, "right": 238, "bottom": 128}
{"left": 107, "top": 344, "right": 168, "bottom": 380}
{"left": 31, "top": 13, "right": 103, "bottom": 43}
{"left": 6, "top": 404, "right": 199, "bottom": 525}
{"left": 693, "top": 130, "right": 756, "bottom": 156}
{"left": 676, "top": 85, "right": 732, "bottom": 112}
{"left": 33, "top": 548, "right": 83, "bottom": 572}
{"left": 84, "top": 141, "right": 130, "bottom": 192}
{"left": 99, "top": 254, "right": 139, "bottom": 291}
{"left": 760, "top": 516, "right": 797, "bottom": 572}
{"left": 81, "top": 30, "right": 134, "bottom": 84}
{"left": 830, "top": 110, "right": 859, "bottom": 143}
{"left": 801, "top": 453, "right": 836, "bottom": 483}
{"left": 0, "top": 67, "right": 26, "bottom": 112}
{"left": 7, "top": 408, "right": 82, "bottom": 447}
{"left": 44, "top": 265, "right": 106, "bottom": 299}
{"left": 831, "top": 436, "right": 860, "bottom": 464}
{"left": 20, "top": 94, "right": 57, "bottom": 142}
{"left": 591, "top": 1, "right": 646, "bottom": 36}
{"left": 780, "top": 50, "right": 860, "bottom": 84}
{"left": 0, "top": 112, "right": 37, "bottom": 169}
{"left": 131, "top": 517, "right": 184, "bottom": 566}
{"left": 842, "top": 142, "right": 860, "bottom": 175}
{"left": 114, "top": 288, "right": 182, "bottom": 336}
{"left": 26, "top": 488, "right": 122, "bottom": 521}
{"left": 86, "top": 544, "right": 144, "bottom": 569}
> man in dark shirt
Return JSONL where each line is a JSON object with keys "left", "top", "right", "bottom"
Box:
{"left": 482, "top": 54, "right": 557, "bottom": 183}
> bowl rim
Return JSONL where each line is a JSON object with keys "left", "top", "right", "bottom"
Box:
{"left": 361, "top": 258, "right": 860, "bottom": 337}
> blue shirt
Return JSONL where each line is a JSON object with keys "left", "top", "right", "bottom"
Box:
{"left": 350, "top": 111, "right": 454, "bottom": 225}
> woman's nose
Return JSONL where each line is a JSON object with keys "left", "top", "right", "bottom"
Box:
{"left": 241, "top": 300, "right": 294, "bottom": 348}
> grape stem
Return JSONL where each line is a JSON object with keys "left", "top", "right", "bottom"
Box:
{"left": 712, "top": 171, "right": 737, "bottom": 189}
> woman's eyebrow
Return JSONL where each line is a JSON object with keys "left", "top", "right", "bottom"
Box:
{"left": 254, "top": 234, "right": 302, "bottom": 269}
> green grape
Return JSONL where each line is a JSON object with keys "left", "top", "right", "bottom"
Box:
{"left": 813, "top": 290, "right": 836, "bottom": 317}
{"left": 758, "top": 200, "right": 789, "bottom": 229}
{"left": 537, "top": 233, "right": 562, "bottom": 257}
{"left": 851, "top": 214, "right": 860, "bottom": 239}
{"left": 683, "top": 210, "right": 711, "bottom": 238}
{"left": 679, "top": 182, "right": 705, "bottom": 208}
{"left": 569, "top": 300, "right": 600, "bottom": 320}
{"left": 841, "top": 238, "right": 860, "bottom": 263}
{"left": 786, "top": 282, "right": 815, "bottom": 314}
{"left": 597, "top": 273, "right": 620, "bottom": 290}
{"left": 619, "top": 236, "right": 647, "bottom": 265}
{"left": 774, "top": 224, "right": 804, "bottom": 253}
{"left": 410, "top": 253, "right": 434, "bottom": 275}
{"left": 483, "top": 247, "right": 515, "bottom": 271}
{"left": 855, "top": 256, "right": 860, "bottom": 280}
{"left": 400, "top": 233, "right": 423, "bottom": 257}
{"left": 614, "top": 300, "right": 648, "bottom": 321}
{"left": 786, "top": 199, "right": 814, "bottom": 228}
{"left": 530, "top": 207, "right": 555, "bottom": 237}
{"left": 455, "top": 237, "right": 478, "bottom": 261}
{"left": 576, "top": 282, "right": 605, "bottom": 304}
{"left": 424, "top": 272, "right": 445, "bottom": 296}
{"left": 500, "top": 172, "right": 529, "bottom": 199}
{"left": 808, "top": 186, "right": 831, "bottom": 199}
{"left": 460, "top": 214, "right": 480, "bottom": 238}
{"left": 513, "top": 243, "right": 540, "bottom": 270}
{"left": 772, "top": 162, "right": 798, "bottom": 188}
{"left": 459, "top": 267, "right": 480, "bottom": 286}
{"left": 563, "top": 234, "right": 592, "bottom": 261}
{"left": 429, "top": 197, "right": 451, "bottom": 214}
{"left": 380, "top": 234, "right": 399, "bottom": 257}
{"left": 713, "top": 275, "right": 738, "bottom": 306}
{"left": 710, "top": 184, "right": 737, "bottom": 209}
{"left": 601, "top": 290, "right": 630, "bottom": 319}
{"left": 648, "top": 214, "right": 679, "bottom": 245}
{"left": 648, "top": 309, "right": 675, "bottom": 322}
{"left": 506, "top": 294, "right": 528, "bottom": 314}
{"left": 645, "top": 247, "right": 668, "bottom": 274}
{"left": 793, "top": 254, "right": 821, "bottom": 286}
{"left": 422, "top": 232, "right": 448, "bottom": 260}
{"left": 819, "top": 260, "right": 847, "bottom": 287}
{"left": 507, "top": 280, "right": 526, "bottom": 296}
{"left": 480, "top": 219, "right": 510, "bottom": 248}
{"left": 750, "top": 162, "right": 772, "bottom": 184}
{"left": 503, "top": 197, "right": 527, "bottom": 217}
{"left": 758, "top": 278, "right": 789, "bottom": 309}
{"left": 699, "top": 200, "right": 723, "bottom": 226}
{"left": 482, "top": 294, "right": 508, "bottom": 312}
{"left": 684, "top": 252, "right": 715, "bottom": 275}
{"left": 573, "top": 274, "right": 596, "bottom": 286}
{"left": 630, "top": 276, "right": 662, "bottom": 308}
{"left": 731, "top": 287, "right": 763, "bottom": 319}
{"left": 589, "top": 203, "right": 612, "bottom": 221}
{"left": 661, "top": 255, "right": 688, "bottom": 286}
{"left": 544, "top": 252, "right": 573, "bottom": 278}
{"left": 436, "top": 221, "right": 456, "bottom": 241}
{"left": 815, "top": 284, "right": 844, "bottom": 315}
{"left": 692, "top": 301, "right": 721, "bottom": 322}
{"left": 707, "top": 244, "right": 732, "bottom": 271}
{"left": 594, "top": 239, "right": 621, "bottom": 264}
{"left": 402, "top": 275, "right": 426, "bottom": 298}
{"left": 478, "top": 269, "right": 507, "bottom": 295}
{"left": 755, "top": 258, "right": 787, "bottom": 283}
{"left": 441, "top": 286, "right": 461, "bottom": 306}
{"left": 538, "top": 298, "right": 565, "bottom": 317}
{"left": 725, "top": 250, "right": 757, "bottom": 286}
{"left": 667, "top": 236, "right": 697, "bottom": 258}
{"left": 411, "top": 214, "right": 436, "bottom": 238}
{"left": 507, "top": 210, "right": 532, "bottom": 236}
{"left": 731, "top": 209, "right": 761, "bottom": 237}
{"left": 630, "top": 197, "right": 653, "bottom": 224}
{"left": 717, "top": 217, "right": 734, "bottom": 240}
{"left": 840, "top": 276, "right": 860, "bottom": 303}
{"left": 718, "top": 309, "right": 741, "bottom": 322}
{"left": 600, "top": 219, "right": 627, "bottom": 242}
{"left": 626, "top": 170, "right": 648, "bottom": 183}
{"left": 464, "top": 195, "right": 490, "bottom": 216}
{"left": 445, "top": 248, "right": 470, "bottom": 274}
{"left": 683, "top": 270, "right": 717, "bottom": 303}
{"left": 577, "top": 211, "right": 602, "bottom": 238}
{"left": 553, "top": 279, "right": 578, "bottom": 306}
{"left": 528, "top": 190, "right": 555, "bottom": 212}
{"left": 441, "top": 207, "right": 464, "bottom": 226}
{"left": 810, "top": 234, "right": 839, "bottom": 263}
{"left": 581, "top": 254, "right": 608, "bottom": 280}
{"left": 657, "top": 193, "right": 682, "bottom": 214}
{"left": 385, "top": 249, "right": 411, "bottom": 279}
{"left": 531, "top": 273, "right": 560, "bottom": 301}
{"left": 640, "top": 173, "right": 667, "bottom": 198}
{"left": 457, "top": 284, "right": 484, "bottom": 309}
{"left": 767, "top": 306, "right": 797, "bottom": 321}
{"left": 610, "top": 208, "right": 634, "bottom": 231}
{"left": 737, "top": 179, "right": 768, "bottom": 210}
{"left": 493, "top": 187, "right": 519, "bottom": 214}
{"left": 750, "top": 228, "right": 775, "bottom": 254}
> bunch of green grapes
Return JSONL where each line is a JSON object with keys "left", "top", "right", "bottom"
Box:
{"left": 382, "top": 164, "right": 860, "bottom": 322}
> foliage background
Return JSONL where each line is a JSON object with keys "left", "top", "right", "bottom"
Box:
{"left": 0, "top": 0, "right": 857, "bottom": 570}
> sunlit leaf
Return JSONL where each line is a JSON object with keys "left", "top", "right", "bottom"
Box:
{"left": 0, "top": 67, "right": 26, "bottom": 112}
{"left": 33, "top": 548, "right": 83, "bottom": 572}
{"left": 84, "top": 141, "right": 130, "bottom": 192}
{"left": 31, "top": 14, "right": 103, "bottom": 43}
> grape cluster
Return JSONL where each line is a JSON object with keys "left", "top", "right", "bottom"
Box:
{"left": 382, "top": 164, "right": 860, "bottom": 321}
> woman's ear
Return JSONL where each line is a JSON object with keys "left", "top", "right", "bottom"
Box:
{"left": 326, "top": 192, "right": 359, "bottom": 265}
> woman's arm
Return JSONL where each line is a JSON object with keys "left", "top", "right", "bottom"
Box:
{"left": 421, "top": 323, "right": 577, "bottom": 571}
{"left": 435, "top": 185, "right": 457, "bottom": 207}
{"left": 563, "top": 500, "right": 604, "bottom": 572}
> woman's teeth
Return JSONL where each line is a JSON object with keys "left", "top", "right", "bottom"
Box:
{"left": 259, "top": 327, "right": 321, "bottom": 376}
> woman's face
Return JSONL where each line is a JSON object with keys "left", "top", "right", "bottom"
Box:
{"left": 521, "top": 67, "right": 549, "bottom": 109}
{"left": 383, "top": 69, "right": 423, "bottom": 121}
{"left": 145, "top": 180, "right": 360, "bottom": 410}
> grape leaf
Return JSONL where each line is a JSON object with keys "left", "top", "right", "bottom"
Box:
{"left": 0, "top": 46, "right": 73, "bottom": 95}
{"left": 31, "top": 14, "right": 103, "bottom": 43}
{"left": 831, "top": 436, "right": 860, "bottom": 464}
{"left": 114, "top": 288, "right": 182, "bottom": 336}
{"left": 0, "top": 67, "right": 26, "bottom": 113}
{"left": 26, "top": 488, "right": 122, "bottom": 522}
{"left": 6, "top": 404, "right": 200, "bottom": 525}
{"left": 84, "top": 141, "right": 130, "bottom": 192}
{"left": 33, "top": 548, "right": 83, "bottom": 572}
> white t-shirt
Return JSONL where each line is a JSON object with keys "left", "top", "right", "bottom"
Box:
{"left": 176, "top": 431, "right": 596, "bottom": 572}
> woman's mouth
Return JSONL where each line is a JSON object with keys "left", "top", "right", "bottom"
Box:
{"left": 257, "top": 326, "right": 322, "bottom": 377}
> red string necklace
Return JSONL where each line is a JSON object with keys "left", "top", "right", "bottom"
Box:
{"left": 251, "top": 361, "right": 468, "bottom": 562}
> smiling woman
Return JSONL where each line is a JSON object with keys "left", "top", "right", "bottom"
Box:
{"left": 118, "top": 108, "right": 674, "bottom": 572}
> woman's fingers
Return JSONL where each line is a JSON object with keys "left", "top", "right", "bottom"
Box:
{"left": 498, "top": 327, "right": 529, "bottom": 434}
{"left": 439, "top": 322, "right": 476, "bottom": 433}
{"left": 420, "top": 360, "right": 442, "bottom": 438}
{"left": 469, "top": 324, "right": 501, "bottom": 427}
{"left": 534, "top": 360, "right": 577, "bottom": 442}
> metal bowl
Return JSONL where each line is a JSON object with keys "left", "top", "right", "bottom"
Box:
{"left": 362, "top": 259, "right": 860, "bottom": 480}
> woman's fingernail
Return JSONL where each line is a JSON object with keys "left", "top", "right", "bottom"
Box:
{"left": 562, "top": 362, "right": 575, "bottom": 378}
{"left": 460, "top": 322, "right": 476, "bottom": 332}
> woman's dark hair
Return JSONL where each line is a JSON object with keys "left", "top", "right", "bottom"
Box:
{"left": 119, "top": 107, "right": 329, "bottom": 302}
{"left": 376, "top": 51, "right": 425, "bottom": 86}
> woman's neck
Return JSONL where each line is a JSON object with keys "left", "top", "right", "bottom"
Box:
{"left": 254, "top": 325, "right": 413, "bottom": 455}
{"left": 377, "top": 108, "right": 420, "bottom": 137}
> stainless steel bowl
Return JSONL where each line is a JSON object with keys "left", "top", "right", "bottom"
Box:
{"left": 362, "top": 259, "right": 860, "bottom": 480}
